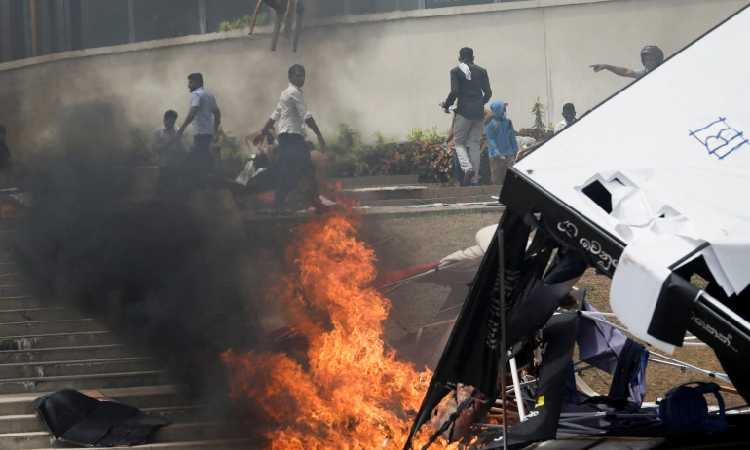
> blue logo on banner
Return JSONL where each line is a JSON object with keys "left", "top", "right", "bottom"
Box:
{"left": 689, "top": 118, "right": 748, "bottom": 160}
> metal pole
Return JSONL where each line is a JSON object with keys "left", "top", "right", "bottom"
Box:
{"left": 509, "top": 357, "right": 526, "bottom": 421}
{"left": 198, "top": 0, "right": 207, "bottom": 34}
{"left": 58, "top": 0, "right": 72, "bottom": 52}
{"left": 0, "top": 0, "right": 12, "bottom": 61}
{"left": 127, "top": 0, "right": 135, "bottom": 43}
{"left": 292, "top": 0, "right": 303, "bottom": 52}
{"left": 29, "top": 0, "right": 39, "bottom": 56}
{"left": 80, "top": 0, "right": 90, "bottom": 50}
{"left": 498, "top": 229, "right": 508, "bottom": 450}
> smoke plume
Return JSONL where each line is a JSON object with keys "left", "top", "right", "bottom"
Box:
{"left": 12, "top": 101, "right": 287, "bottom": 405}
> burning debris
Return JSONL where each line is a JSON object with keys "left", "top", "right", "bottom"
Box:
{"left": 222, "top": 212, "right": 455, "bottom": 449}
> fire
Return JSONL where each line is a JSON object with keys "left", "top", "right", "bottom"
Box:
{"left": 222, "top": 212, "right": 451, "bottom": 449}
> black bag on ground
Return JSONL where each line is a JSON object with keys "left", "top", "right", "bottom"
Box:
{"left": 658, "top": 382, "right": 728, "bottom": 434}
{"left": 33, "top": 389, "right": 171, "bottom": 447}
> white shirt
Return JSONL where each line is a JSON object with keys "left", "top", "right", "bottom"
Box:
{"left": 554, "top": 119, "right": 569, "bottom": 133}
{"left": 152, "top": 128, "right": 178, "bottom": 148}
{"left": 152, "top": 128, "right": 186, "bottom": 166}
{"left": 270, "top": 83, "right": 313, "bottom": 136}
{"left": 189, "top": 87, "right": 218, "bottom": 136}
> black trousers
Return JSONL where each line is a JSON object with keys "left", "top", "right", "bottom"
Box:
{"left": 189, "top": 134, "right": 215, "bottom": 170}
{"left": 275, "top": 133, "right": 318, "bottom": 210}
{"left": 185, "top": 134, "right": 215, "bottom": 188}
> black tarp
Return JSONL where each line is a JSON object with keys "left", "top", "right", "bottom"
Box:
{"left": 403, "top": 208, "right": 588, "bottom": 449}
{"left": 33, "top": 389, "right": 171, "bottom": 447}
{"left": 483, "top": 313, "right": 579, "bottom": 449}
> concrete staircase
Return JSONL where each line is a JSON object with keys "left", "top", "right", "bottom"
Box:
{"left": 0, "top": 232, "right": 256, "bottom": 449}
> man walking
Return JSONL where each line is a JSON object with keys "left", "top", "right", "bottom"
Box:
{"left": 257, "top": 64, "right": 326, "bottom": 213}
{"left": 442, "top": 47, "right": 492, "bottom": 186}
{"left": 177, "top": 73, "right": 221, "bottom": 183}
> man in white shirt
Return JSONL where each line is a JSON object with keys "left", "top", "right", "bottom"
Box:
{"left": 256, "top": 64, "right": 326, "bottom": 212}
{"left": 554, "top": 103, "right": 577, "bottom": 133}
{"left": 177, "top": 73, "right": 221, "bottom": 181}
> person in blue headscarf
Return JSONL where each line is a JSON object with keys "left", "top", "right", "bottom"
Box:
{"left": 484, "top": 100, "right": 518, "bottom": 186}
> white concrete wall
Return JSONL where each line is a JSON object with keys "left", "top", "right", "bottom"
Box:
{"left": 0, "top": 0, "right": 747, "bottom": 158}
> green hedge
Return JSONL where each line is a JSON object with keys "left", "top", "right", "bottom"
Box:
{"left": 325, "top": 125, "right": 453, "bottom": 182}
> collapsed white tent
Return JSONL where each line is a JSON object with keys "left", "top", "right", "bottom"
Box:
{"left": 515, "top": 5, "right": 750, "bottom": 352}
{"left": 405, "top": 7, "right": 750, "bottom": 448}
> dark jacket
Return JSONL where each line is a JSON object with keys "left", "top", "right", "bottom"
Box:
{"left": 0, "top": 142, "right": 10, "bottom": 171}
{"left": 444, "top": 64, "right": 492, "bottom": 121}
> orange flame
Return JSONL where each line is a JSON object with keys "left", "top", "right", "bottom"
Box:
{"left": 222, "top": 212, "right": 451, "bottom": 449}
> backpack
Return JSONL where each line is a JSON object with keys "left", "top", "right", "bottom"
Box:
{"left": 658, "top": 382, "right": 728, "bottom": 434}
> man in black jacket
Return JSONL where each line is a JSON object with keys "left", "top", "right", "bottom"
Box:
{"left": 442, "top": 47, "right": 492, "bottom": 186}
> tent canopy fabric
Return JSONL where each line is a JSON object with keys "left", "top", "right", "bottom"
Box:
{"left": 515, "top": 6, "right": 750, "bottom": 297}
{"left": 515, "top": 5, "right": 750, "bottom": 349}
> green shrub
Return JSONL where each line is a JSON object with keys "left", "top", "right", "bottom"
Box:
{"left": 214, "top": 128, "right": 246, "bottom": 175}
{"left": 325, "top": 125, "right": 452, "bottom": 182}
{"left": 218, "top": 12, "right": 271, "bottom": 32}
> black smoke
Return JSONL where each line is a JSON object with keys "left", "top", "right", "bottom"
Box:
{"left": 12, "top": 102, "right": 287, "bottom": 406}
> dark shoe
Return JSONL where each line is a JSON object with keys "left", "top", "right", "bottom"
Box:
{"left": 462, "top": 170, "right": 475, "bottom": 187}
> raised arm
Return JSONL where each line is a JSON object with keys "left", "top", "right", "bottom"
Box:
{"left": 590, "top": 64, "right": 639, "bottom": 79}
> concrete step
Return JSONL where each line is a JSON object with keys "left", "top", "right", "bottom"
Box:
{"left": 0, "top": 274, "right": 19, "bottom": 285}
{"left": 0, "top": 431, "right": 50, "bottom": 450}
{"left": 0, "top": 370, "right": 171, "bottom": 395}
{"left": 363, "top": 194, "right": 498, "bottom": 207}
{"left": 344, "top": 185, "right": 429, "bottom": 202}
{"left": 0, "top": 357, "right": 158, "bottom": 380}
{"left": 141, "top": 405, "right": 209, "bottom": 421}
{"left": 25, "top": 438, "right": 258, "bottom": 450}
{"left": 155, "top": 421, "right": 246, "bottom": 444}
{"left": 0, "top": 385, "right": 187, "bottom": 415}
{"left": 0, "top": 421, "right": 246, "bottom": 449}
{"left": 0, "top": 285, "right": 27, "bottom": 298}
{"left": 0, "top": 405, "right": 206, "bottom": 434}
{"left": 0, "top": 345, "right": 130, "bottom": 364}
{"left": 334, "top": 174, "right": 419, "bottom": 189}
{"left": 0, "top": 415, "right": 36, "bottom": 435}
{"left": 0, "top": 331, "right": 118, "bottom": 351}
{"left": 0, "top": 319, "right": 107, "bottom": 336}
{"left": 343, "top": 184, "right": 499, "bottom": 204}
{"left": 0, "top": 296, "right": 42, "bottom": 310}
{"left": 0, "top": 308, "right": 79, "bottom": 323}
